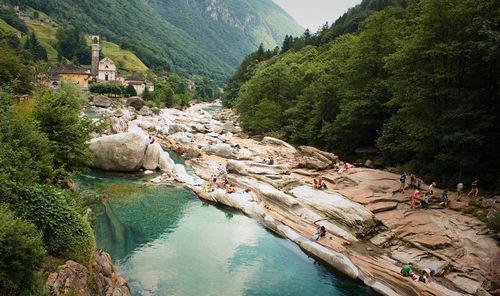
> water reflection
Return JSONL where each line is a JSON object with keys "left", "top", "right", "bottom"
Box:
{"left": 85, "top": 172, "right": 375, "bottom": 296}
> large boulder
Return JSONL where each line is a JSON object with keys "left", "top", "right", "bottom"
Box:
{"left": 109, "top": 117, "right": 127, "bottom": 134}
{"left": 126, "top": 96, "right": 144, "bottom": 111}
{"left": 293, "top": 156, "right": 330, "bottom": 170}
{"left": 143, "top": 142, "right": 162, "bottom": 170}
{"left": 91, "top": 95, "right": 112, "bottom": 108}
{"left": 262, "top": 136, "right": 296, "bottom": 151}
{"left": 89, "top": 133, "right": 148, "bottom": 172}
{"left": 47, "top": 251, "right": 131, "bottom": 296}
{"left": 47, "top": 261, "right": 91, "bottom": 296}
{"left": 203, "top": 143, "right": 237, "bottom": 159}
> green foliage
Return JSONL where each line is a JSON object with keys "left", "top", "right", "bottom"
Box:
{"left": 5, "top": 0, "right": 302, "bottom": 83}
{"left": 0, "top": 32, "right": 34, "bottom": 94}
{"left": 154, "top": 82, "right": 175, "bottom": 107}
{"left": 0, "top": 206, "right": 46, "bottom": 296}
{"left": 23, "top": 31, "right": 47, "bottom": 61}
{"left": 126, "top": 84, "right": 137, "bottom": 96}
{"left": 231, "top": 0, "right": 500, "bottom": 187}
{"left": 488, "top": 211, "right": 500, "bottom": 233}
{"left": 6, "top": 184, "right": 94, "bottom": 262}
{"left": 194, "top": 76, "right": 220, "bottom": 101}
{"left": 0, "top": 7, "right": 28, "bottom": 33}
{"left": 34, "top": 82, "right": 101, "bottom": 175}
{"left": 55, "top": 25, "right": 90, "bottom": 65}
{"left": 0, "top": 90, "right": 54, "bottom": 186}
{"left": 89, "top": 82, "right": 125, "bottom": 97}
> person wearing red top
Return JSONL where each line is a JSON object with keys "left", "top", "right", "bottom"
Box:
{"left": 411, "top": 190, "right": 419, "bottom": 209}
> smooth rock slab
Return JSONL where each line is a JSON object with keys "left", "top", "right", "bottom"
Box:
{"left": 290, "top": 185, "right": 376, "bottom": 232}
{"left": 367, "top": 201, "right": 398, "bottom": 213}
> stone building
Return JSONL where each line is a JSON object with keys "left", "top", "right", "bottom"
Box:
{"left": 48, "top": 65, "right": 92, "bottom": 89}
{"left": 98, "top": 57, "right": 117, "bottom": 81}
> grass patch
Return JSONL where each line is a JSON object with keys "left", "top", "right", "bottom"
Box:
{"left": 100, "top": 40, "right": 148, "bottom": 74}
{"left": 25, "top": 18, "right": 58, "bottom": 62}
{"left": 0, "top": 18, "right": 17, "bottom": 33}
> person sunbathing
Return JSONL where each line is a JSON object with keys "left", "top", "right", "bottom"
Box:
{"left": 226, "top": 184, "right": 236, "bottom": 194}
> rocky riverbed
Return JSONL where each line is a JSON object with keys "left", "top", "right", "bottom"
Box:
{"left": 86, "top": 98, "right": 499, "bottom": 296}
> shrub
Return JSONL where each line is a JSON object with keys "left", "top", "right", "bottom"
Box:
{"left": 0, "top": 206, "right": 46, "bottom": 296}
{"left": 7, "top": 184, "right": 94, "bottom": 264}
{"left": 488, "top": 211, "right": 500, "bottom": 233}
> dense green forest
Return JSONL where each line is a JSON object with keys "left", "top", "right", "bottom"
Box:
{"left": 3, "top": 0, "right": 302, "bottom": 83}
{"left": 0, "top": 29, "right": 103, "bottom": 294}
{"left": 226, "top": 0, "right": 500, "bottom": 188}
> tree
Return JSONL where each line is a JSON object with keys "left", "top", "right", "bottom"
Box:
{"left": 34, "top": 82, "right": 101, "bottom": 175}
{"left": 378, "top": 0, "right": 500, "bottom": 186}
{"left": 0, "top": 44, "right": 33, "bottom": 94}
{"left": 154, "top": 82, "right": 175, "bottom": 107}
{"left": 55, "top": 25, "right": 90, "bottom": 65}
{"left": 23, "top": 32, "right": 48, "bottom": 62}
{"left": 126, "top": 84, "right": 137, "bottom": 96}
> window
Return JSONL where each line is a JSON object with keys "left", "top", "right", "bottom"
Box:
{"left": 93, "top": 37, "right": 98, "bottom": 44}
{"left": 105, "top": 74, "right": 109, "bottom": 81}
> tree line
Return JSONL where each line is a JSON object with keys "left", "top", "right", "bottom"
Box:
{"left": 224, "top": 0, "right": 499, "bottom": 189}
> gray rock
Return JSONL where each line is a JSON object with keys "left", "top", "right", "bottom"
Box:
{"left": 92, "top": 95, "right": 112, "bottom": 108}
{"left": 89, "top": 133, "right": 148, "bottom": 172}
{"left": 262, "top": 136, "right": 296, "bottom": 151}
{"left": 183, "top": 147, "right": 201, "bottom": 160}
{"left": 143, "top": 142, "right": 162, "bottom": 170}
{"left": 364, "top": 159, "right": 374, "bottom": 168}
{"left": 126, "top": 96, "right": 144, "bottom": 111}
{"left": 139, "top": 106, "right": 152, "bottom": 116}
{"left": 114, "top": 109, "right": 125, "bottom": 118}
{"left": 203, "top": 143, "right": 237, "bottom": 159}
{"left": 151, "top": 107, "right": 161, "bottom": 115}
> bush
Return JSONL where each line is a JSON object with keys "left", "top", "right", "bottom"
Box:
{"left": 7, "top": 184, "right": 94, "bottom": 264}
{"left": 0, "top": 206, "right": 46, "bottom": 296}
{"left": 488, "top": 211, "right": 500, "bottom": 233}
{"left": 34, "top": 83, "right": 102, "bottom": 175}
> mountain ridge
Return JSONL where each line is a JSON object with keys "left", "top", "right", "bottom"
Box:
{"left": 2, "top": 0, "right": 303, "bottom": 82}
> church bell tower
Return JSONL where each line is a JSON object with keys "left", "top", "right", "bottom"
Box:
{"left": 91, "top": 34, "right": 100, "bottom": 76}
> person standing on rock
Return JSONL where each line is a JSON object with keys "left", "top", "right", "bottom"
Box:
{"left": 399, "top": 173, "right": 407, "bottom": 192}
{"left": 457, "top": 182, "right": 464, "bottom": 199}
{"left": 428, "top": 182, "right": 436, "bottom": 196}
{"left": 467, "top": 179, "right": 479, "bottom": 198}
{"left": 411, "top": 190, "right": 419, "bottom": 209}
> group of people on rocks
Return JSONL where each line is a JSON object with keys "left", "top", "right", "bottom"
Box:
{"left": 203, "top": 165, "right": 240, "bottom": 194}
{"left": 400, "top": 262, "right": 436, "bottom": 284}
{"left": 312, "top": 176, "right": 327, "bottom": 190}
{"left": 399, "top": 172, "right": 480, "bottom": 209}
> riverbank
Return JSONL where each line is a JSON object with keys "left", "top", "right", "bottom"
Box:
{"left": 88, "top": 99, "right": 499, "bottom": 296}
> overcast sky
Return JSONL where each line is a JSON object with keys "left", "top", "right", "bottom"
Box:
{"left": 273, "top": 0, "right": 362, "bottom": 32}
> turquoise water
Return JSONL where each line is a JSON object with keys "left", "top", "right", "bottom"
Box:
{"left": 83, "top": 172, "right": 375, "bottom": 296}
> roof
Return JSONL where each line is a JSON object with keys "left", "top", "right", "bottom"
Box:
{"left": 99, "top": 57, "right": 115, "bottom": 65}
{"left": 125, "top": 74, "right": 145, "bottom": 82}
{"left": 49, "top": 64, "right": 92, "bottom": 75}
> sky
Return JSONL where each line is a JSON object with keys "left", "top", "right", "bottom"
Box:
{"left": 273, "top": 0, "right": 362, "bottom": 32}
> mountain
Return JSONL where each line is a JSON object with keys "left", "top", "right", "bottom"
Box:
{"left": 2, "top": 0, "right": 303, "bottom": 82}
{"left": 146, "top": 0, "right": 303, "bottom": 69}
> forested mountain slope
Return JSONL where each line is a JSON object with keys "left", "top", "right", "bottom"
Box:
{"left": 147, "top": 0, "right": 303, "bottom": 69}
{"left": 228, "top": 0, "right": 499, "bottom": 188}
{"left": 3, "top": 0, "right": 302, "bottom": 82}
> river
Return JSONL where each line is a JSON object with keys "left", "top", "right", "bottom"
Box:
{"left": 78, "top": 170, "right": 376, "bottom": 296}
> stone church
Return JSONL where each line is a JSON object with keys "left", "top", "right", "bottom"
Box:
{"left": 91, "top": 35, "right": 118, "bottom": 82}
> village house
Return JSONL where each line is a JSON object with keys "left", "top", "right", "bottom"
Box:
{"left": 49, "top": 34, "right": 153, "bottom": 93}
{"left": 48, "top": 65, "right": 92, "bottom": 89}
{"left": 124, "top": 75, "right": 154, "bottom": 95}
